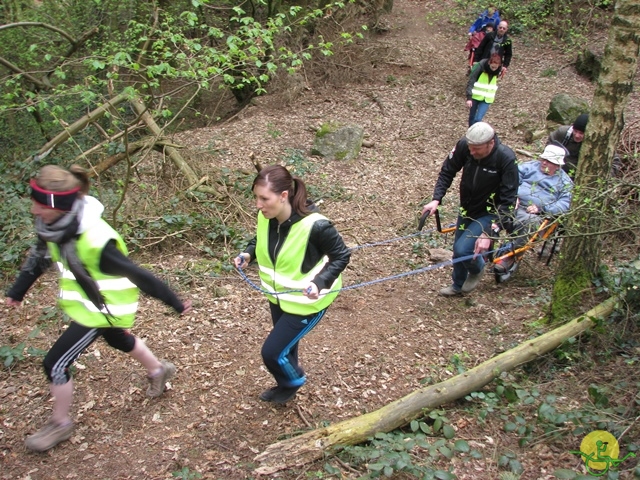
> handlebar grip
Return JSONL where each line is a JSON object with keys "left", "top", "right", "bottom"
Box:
{"left": 435, "top": 209, "right": 443, "bottom": 232}
{"left": 418, "top": 211, "right": 431, "bottom": 231}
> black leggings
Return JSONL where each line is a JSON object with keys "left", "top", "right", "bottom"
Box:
{"left": 43, "top": 321, "right": 136, "bottom": 385}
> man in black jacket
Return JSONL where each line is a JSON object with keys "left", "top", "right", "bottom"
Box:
{"left": 546, "top": 113, "right": 588, "bottom": 178}
{"left": 422, "top": 122, "right": 519, "bottom": 296}
{"left": 474, "top": 21, "right": 512, "bottom": 77}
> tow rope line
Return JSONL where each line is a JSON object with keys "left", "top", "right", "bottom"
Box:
{"left": 235, "top": 224, "right": 508, "bottom": 298}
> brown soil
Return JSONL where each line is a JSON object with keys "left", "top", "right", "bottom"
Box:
{"left": 1, "top": 1, "right": 639, "bottom": 479}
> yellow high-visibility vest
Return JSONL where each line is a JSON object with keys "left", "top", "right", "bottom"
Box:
{"left": 471, "top": 72, "right": 498, "bottom": 103}
{"left": 49, "top": 220, "right": 138, "bottom": 328}
{"left": 255, "top": 212, "right": 341, "bottom": 315}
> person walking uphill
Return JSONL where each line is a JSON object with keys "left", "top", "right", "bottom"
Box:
{"left": 468, "top": 5, "right": 500, "bottom": 36}
{"left": 5, "top": 165, "right": 192, "bottom": 452}
{"left": 474, "top": 21, "right": 512, "bottom": 77}
{"left": 466, "top": 53, "right": 503, "bottom": 126}
{"left": 421, "top": 123, "right": 519, "bottom": 297}
{"left": 234, "top": 165, "right": 350, "bottom": 405}
{"left": 547, "top": 113, "right": 589, "bottom": 178}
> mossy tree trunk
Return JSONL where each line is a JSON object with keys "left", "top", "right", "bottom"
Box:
{"left": 550, "top": 0, "right": 640, "bottom": 322}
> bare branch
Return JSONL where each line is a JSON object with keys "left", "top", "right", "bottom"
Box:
{"left": 136, "top": 7, "right": 159, "bottom": 66}
{"left": 0, "top": 22, "right": 76, "bottom": 43}
{"left": 45, "top": 27, "right": 99, "bottom": 81}
{"left": 1, "top": 24, "right": 98, "bottom": 89}
{"left": 0, "top": 56, "right": 49, "bottom": 89}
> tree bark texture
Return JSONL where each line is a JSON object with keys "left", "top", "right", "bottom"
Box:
{"left": 254, "top": 297, "right": 617, "bottom": 475}
{"left": 552, "top": 0, "right": 640, "bottom": 320}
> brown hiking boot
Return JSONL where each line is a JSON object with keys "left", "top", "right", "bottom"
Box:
{"left": 25, "top": 420, "right": 74, "bottom": 452}
{"left": 439, "top": 285, "right": 462, "bottom": 297}
{"left": 147, "top": 360, "right": 176, "bottom": 398}
{"left": 461, "top": 269, "right": 485, "bottom": 293}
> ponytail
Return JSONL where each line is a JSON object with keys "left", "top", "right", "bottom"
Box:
{"left": 253, "top": 165, "right": 312, "bottom": 217}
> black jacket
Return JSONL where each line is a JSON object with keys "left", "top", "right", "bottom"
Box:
{"left": 432, "top": 135, "right": 519, "bottom": 230}
{"left": 475, "top": 31, "right": 512, "bottom": 68}
{"left": 244, "top": 212, "right": 350, "bottom": 291}
{"left": 6, "top": 239, "right": 187, "bottom": 313}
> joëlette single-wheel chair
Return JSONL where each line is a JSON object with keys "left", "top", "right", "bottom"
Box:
{"left": 418, "top": 210, "right": 561, "bottom": 284}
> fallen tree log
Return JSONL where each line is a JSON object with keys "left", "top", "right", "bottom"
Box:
{"left": 254, "top": 296, "right": 618, "bottom": 475}
{"left": 130, "top": 96, "right": 200, "bottom": 186}
{"left": 27, "top": 92, "right": 224, "bottom": 199}
{"left": 130, "top": 96, "right": 223, "bottom": 198}
{"left": 88, "top": 137, "right": 177, "bottom": 176}
{"left": 28, "top": 92, "right": 129, "bottom": 163}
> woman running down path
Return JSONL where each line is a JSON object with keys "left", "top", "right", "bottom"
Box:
{"left": 5, "top": 164, "right": 192, "bottom": 452}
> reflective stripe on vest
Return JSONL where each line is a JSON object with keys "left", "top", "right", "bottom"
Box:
{"left": 49, "top": 219, "right": 139, "bottom": 328}
{"left": 471, "top": 72, "right": 498, "bottom": 103}
{"left": 255, "top": 212, "right": 342, "bottom": 315}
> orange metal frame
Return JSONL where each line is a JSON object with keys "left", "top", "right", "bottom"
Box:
{"left": 491, "top": 218, "right": 559, "bottom": 265}
{"left": 418, "top": 210, "right": 560, "bottom": 265}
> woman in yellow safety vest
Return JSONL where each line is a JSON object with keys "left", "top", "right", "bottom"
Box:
{"left": 466, "top": 53, "right": 503, "bottom": 126}
{"left": 6, "top": 165, "right": 191, "bottom": 452}
{"left": 234, "top": 165, "right": 350, "bottom": 405}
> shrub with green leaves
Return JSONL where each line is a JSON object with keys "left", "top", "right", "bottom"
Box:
{"left": 340, "top": 410, "right": 481, "bottom": 478}
{"left": 595, "top": 255, "right": 640, "bottom": 309}
{"left": 0, "top": 343, "right": 26, "bottom": 368}
{"left": 0, "top": 340, "right": 47, "bottom": 369}
{"left": 0, "top": 160, "right": 39, "bottom": 279}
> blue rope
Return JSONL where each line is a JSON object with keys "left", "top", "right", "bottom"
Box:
{"left": 236, "top": 231, "right": 502, "bottom": 298}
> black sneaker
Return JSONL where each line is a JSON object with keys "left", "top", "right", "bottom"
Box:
{"left": 259, "top": 386, "right": 280, "bottom": 402}
{"left": 259, "top": 385, "right": 299, "bottom": 404}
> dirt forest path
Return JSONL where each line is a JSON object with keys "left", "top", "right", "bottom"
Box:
{"left": 2, "top": 1, "right": 635, "bottom": 480}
